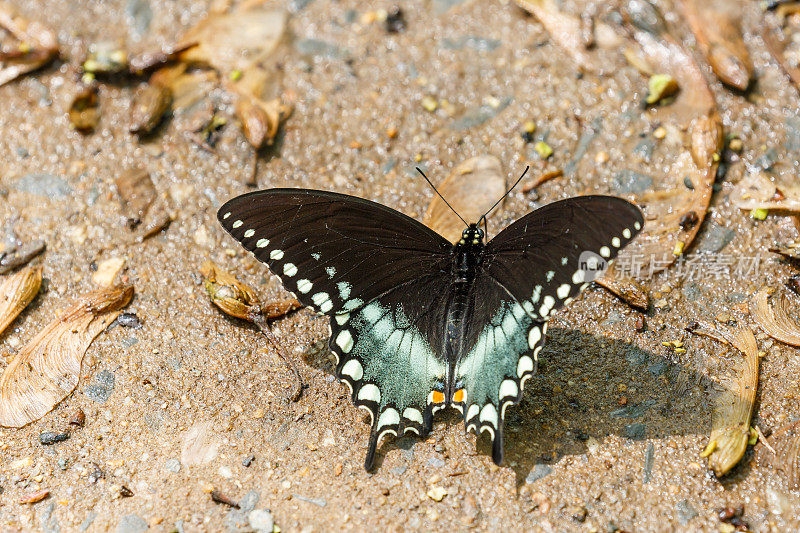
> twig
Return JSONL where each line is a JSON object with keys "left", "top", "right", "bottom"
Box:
{"left": 250, "top": 311, "right": 304, "bottom": 402}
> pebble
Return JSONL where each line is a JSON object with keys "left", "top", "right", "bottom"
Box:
{"left": 653, "top": 126, "right": 666, "bottom": 139}
{"left": 385, "top": 7, "right": 406, "bottom": 33}
{"left": 39, "top": 431, "right": 70, "bottom": 445}
{"left": 219, "top": 466, "right": 233, "bottom": 478}
{"left": 427, "top": 486, "right": 447, "bottom": 501}
{"left": 624, "top": 423, "right": 646, "bottom": 439}
{"left": 248, "top": 510, "right": 274, "bottom": 532}
{"left": 595, "top": 151, "right": 609, "bottom": 164}
{"left": 85, "top": 370, "right": 116, "bottom": 403}
{"left": 612, "top": 170, "right": 653, "bottom": 195}
{"left": 126, "top": 0, "right": 153, "bottom": 37}
{"left": 92, "top": 257, "right": 125, "bottom": 286}
{"left": 729, "top": 138, "right": 743, "bottom": 152}
{"left": 697, "top": 222, "right": 735, "bottom": 253}
{"left": 164, "top": 458, "right": 181, "bottom": 473}
{"left": 525, "top": 463, "right": 553, "bottom": 483}
{"left": 116, "top": 313, "right": 142, "bottom": 328}
{"left": 675, "top": 500, "right": 698, "bottom": 525}
{"left": 15, "top": 173, "right": 72, "bottom": 199}
{"left": 181, "top": 421, "right": 219, "bottom": 466}
{"left": 450, "top": 97, "right": 512, "bottom": 130}
{"left": 117, "top": 514, "right": 148, "bottom": 533}
{"left": 242, "top": 454, "right": 256, "bottom": 467}
{"left": 295, "top": 38, "right": 347, "bottom": 59}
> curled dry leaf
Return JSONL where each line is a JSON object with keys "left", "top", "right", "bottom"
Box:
{"left": 115, "top": 168, "right": 156, "bottom": 227}
{"left": 129, "top": 82, "right": 172, "bottom": 135}
{"left": 595, "top": 263, "right": 649, "bottom": 310}
{"left": 423, "top": 155, "right": 506, "bottom": 243}
{"left": 201, "top": 260, "right": 261, "bottom": 320}
{"left": 0, "top": 283, "right": 133, "bottom": 427}
{"left": 751, "top": 288, "right": 800, "bottom": 347}
{"left": 679, "top": 0, "right": 752, "bottom": 91}
{"left": 0, "top": 2, "right": 58, "bottom": 87}
{"left": 236, "top": 94, "right": 292, "bottom": 149}
{"left": 178, "top": 4, "right": 287, "bottom": 75}
{"left": 68, "top": 84, "right": 100, "bottom": 133}
{"left": 762, "top": 11, "right": 800, "bottom": 90}
{"left": 757, "top": 421, "right": 800, "bottom": 489}
{"left": 0, "top": 266, "right": 41, "bottom": 335}
{"left": 733, "top": 170, "right": 800, "bottom": 214}
{"left": 705, "top": 326, "right": 759, "bottom": 476}
{"left": 515, "top": 0, "right": 623, "bottom": 74}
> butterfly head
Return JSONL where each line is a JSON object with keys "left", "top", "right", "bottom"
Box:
{"left": 458, "top": 224, "right": 484, "bottom": 246}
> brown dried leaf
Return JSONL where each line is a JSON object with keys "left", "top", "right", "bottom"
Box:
{"left": 679, "top": 0, "right": 752, "bottom": 91}
{"left": 261, "top": 297, "right": 302, "bottom": 320}
{"left": 595, "top": 263, "right": 649, "bottom": 310}
{"left": 758, "top": 421, "right": 800, "bottom": 489}
{"left": 0, "top": 2, "right": 58, "bottom": 87}
{"left": 0, "top": 283, "right": 133, "bottom": 427}
{"left": 706, "top": 326, "right": 759, "bottom": 476}
{"left": 733, "top": 171, "right": 800, "bottom": 214}
{"left": 129, "top": 82, "right": 172, "bottom": 135}
{"left": 762, "top": 16, "right": 800, "bottom": 90}
{"left": 115, "top": 168, "right": 156, "bottom": 227}
{"left": 0, "top": 266, "right": 41, "bottom": 336}
{"left": 200, "top": 261, "right": 261, "bottom": 320}
{"left": 516, "top": 0, "right": 623, "bottom": 74}
{"left": 423, "top": 156, "right": 506, "bottom": 243}
{"left": 68, "top": 84, "right": 100, "bottom": 134}
{"left": 752, "top": 288, "right": 800, "bottom": 347}
{"left": 178, "top": 4, "right": 287, "bottom": 75}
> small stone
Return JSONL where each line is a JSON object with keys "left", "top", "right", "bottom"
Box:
{"left": 525, "top": 463, "right": 553, "bottom": 483}
{"left": 116, "top": 313, "right": 142, "bottom": 328}
{"left": 595, "top": 151, "right": 609, "bottom": 164}
{"left": 219, "top": 466, "right": 233, "bottom": 478}
{"left": 624, "top": 422, "right": 646, "bottom": 439}
{"left": 92, "top": 257, "right": 125, "bottom": 286}
{"left": 427, "top": 486, "right": 447, "bottom": 501}
{"left": 716, "top": 313, "right": 730, "bottom": 323}
{"left": 242, "top": 454, "right": 256, "bottom": 467}
{"left": 164, "top": 458, "right": 181, "bottom": 473}
{"left": 646, "top": 74, "right": 679, "bottom": 104}
{"left": 15, "top": 173, "right": 72, "bottom": 199}
{"left": 569, "top": 505, "right": 588, "bottom": 522}
{"left": 117, "top": 514, "right": 148, "bottom": 533}
{"left": 653, "top": 126, "right": 666, "bottom": 139}
{"left": 654, "top": 298, "right": 668, "bottom": 308}
{"left": 384, "top": 7, "right": 406, "bottom": 33}
{"left": 421, "top": 96, "right": 438, "bottom": 112}
{"left": 729, "top": 138, "right": 743, "bottom": 152}
{"left": 534, "top": 141, "right": 553, "bottom": 159}
{"left": 39, "top": 431, "right": 70, "bottom": 445}
{"left": 248, "top": 510, "right": 274, "bottom": 532}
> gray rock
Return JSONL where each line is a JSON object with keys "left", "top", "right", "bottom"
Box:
{"left": 79, "top": 513, "right": 97, "bottom": 532}
{"left": 15, "top": 173, "right": 72, "bottom": 199}
{"left": 85, "top": 370, "right": 115, "bottom": 403}
{"left": 643, "top": 442, "right": 654, "bottom": 483}
{"left": 427, "top": 456, "right": 445, "bottom": 468}
{"left": 625, "top": 346, "right": 649, "bottom": 366}
{"left": 633, "top": 138, "right": 655, "bottom": 161}
{"left": 682, "top": 283, "right": 702, "bottom": 301}
{"left": 164, "top": 458, "right": 181, "bottom": 473}
{"left": 239, "top": 491, "right": 260, "bottom": 513}
{"left": 295, "top": 39, "right": 347, "bottom": 59}
{"left": 450, "top": 97, "right": 512, "bottom": 130}
{"left": 390, "top": 464, "right": 407, "bottom": 476}
{"left": 624, "top": 423, "right": 646, "bottom": 439}
{"left": 525, "top": 463, "right": 553, "bottom": 483}
{"left": 117, "top": 514, "right": 148, "bottom": 533}
{"left": 37, "top": 501, "right": 60, "bottom": 533}
{"left": 786, "top": 117, "right": 800, "bottom": 152}
{"left": 610, "top": 400, "right": 656, "bottom": 418}
{"left": 697, "top": 222, "right": 735, "bottom": 253}
{"left": 675, "top": 500, "right": 698, "bottom": 525}
{"left": 647, "top": 360, "right": 668, "bottom": 376}
{"left": 441, "top": 36, "right": 501, "bottom": 51}
{"left": 126, "top": 0, "right": 152, "bottom": 37}
{"left": 248, "top": 510, "right": 274, "bottom": 533}
{"left": 612, "top": 170, "right": 653, "bottom": 195}
{"left": 433, "top": 0, "right": 467, "bottom": 12}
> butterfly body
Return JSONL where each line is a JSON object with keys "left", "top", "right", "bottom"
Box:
{"left": 218, "top": 188, "right": 643, "bottom": 470}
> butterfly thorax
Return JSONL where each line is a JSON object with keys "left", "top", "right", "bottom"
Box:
{"left": 452, "top": 224, "right": 485, "bottom": 282}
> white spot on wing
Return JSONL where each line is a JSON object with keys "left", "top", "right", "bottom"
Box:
{"left": 599, "top": 246, "right": 610, "bottom": 258}
{"left": 311, "top": 252, "right": 321, "bottom": 260}
{"left": 532, "top": 285, "right": 542, "bottom": 303}
{"left": 377, "top": 408, "right": 400, "bottom": 428}
{"left": 499, "top": 379, "right": 518, "bottom": 401}
{"left": 283, "top": 263, "right": 297, "bottom": 277}
{"left": 243, "top": 229, "right": 255, "bottom": 238}
{"left": 572, "top": 270, "right": 585, "bottom": 284}
{"left": 634, "top": 221, "right": 641, "bottom": 230}
{"left": 539, "top": 295, "right": 555, "bottom": 318}
{"left": 517, "top": 355, "right": 534, "bottom": 377}
{"left": 270, "top": 249, "right": 284, "bottom": 260}
{"left": 334, "top": 313, "right": 349, "bottom": 325}
{"left": 403, "top": 407, "right": 423, "bottom": 424}
{"left": 341, "top": 358, "right": 362, "bottom": 380}
{"left": 336, "top": 330, "right": 354, "bottom": 353}
{"left": 466, "top": 403, "right": 479, "bottom": 421}
{"left": 232, "top": 220, "right": 243, "bottom": 229}
{"left": 479, "top": 403, "right": 498, "bottom": 427}
{"left": 357, "top": 384, "right": 381, "bottom": 403}
{"left": 337, "top": 281, "right": 351, "bottom": 300}
{"left": 556, "top": 283, "right": 570, "bottom": 299}
{"left": 612, "top": 237, "right": 621, "bottom": 247}
{"left": 223, "top": 212, "right": 231, "bottom": 219}
{"left": 528, "top": 327, "right": 541, "bottom": 349}
{"left": 256, "top": 238, "right": 269, "bottom": 248}
{"left": 546, "top": 270, "right": 554, "bottom": 282}
{"left": 312, "top": 292, "right": 330, "bottom": 307}
{"left": 297, "top": 279, "right": 313, "bottom": 293}
{"left": 325, "top": 266, "right": 336, "bottom": 278}
{"left": 623, "top": 228, "right": 631, "bottom": 239}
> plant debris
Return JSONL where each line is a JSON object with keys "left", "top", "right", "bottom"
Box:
{"left": 18, "top": 489, "right": 49, "bottom": 504}
{"left": 646, "top": 73, "right": 679, "bottom": 104}
{"left": 68, "top": 84, "right": 101, "bottom": 133}
{"left": 0, "top": 2, "right": 58, "bottom": 87}
{"left": 210, "top": 489, "right": 240, "bottom": 509}
{"left": 115, "top": 168, "right": 156, "bottom": 228}
{"left": 129, "top": 82, "right": 172, "bottom": 135}
{"left": 703, "top": 326, "right": 760, "bottom": 476}
{"left": 0, "top": 265, "right": 41, "bottom": 335}
{"left": 0, "top": 283, "right": 133, "bottom": 427}
{"left": 751, "top": 288, "right": 800, "bottom": 347}
{"left": 757, "top": 421, "right": 800, "bottom": 489}
{"left": 0, "top": 239, "right": 45, "bottom": 274}
{"left": 201, "top": 261, "right": 304, "bottom": 401}
{"left": 522, "top": 168, "right": 563, "bottom": 194}
{"left": 82, "top": 42, "right": 128, "bottom": 76}
{"left": 422, "top": 156, "right": 506, "bottom": 243}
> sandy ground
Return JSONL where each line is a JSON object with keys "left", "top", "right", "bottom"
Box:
{"left": 1, "top": 0, "right": 800, "bottom": 531}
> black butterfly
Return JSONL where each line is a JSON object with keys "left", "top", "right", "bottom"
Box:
{"left": 218, "top": 180, "right": 643, "bottom": 470}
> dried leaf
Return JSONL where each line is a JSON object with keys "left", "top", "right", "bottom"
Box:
{"left": 733, "top": 171, "right": 800, "bottom": 214}
{"left": 200, "top": 261, "right": 261, "bottom": 320}
{"left": 0, "top": 283, "right": 133, "bottom": 427}
{"left": 0, "top": 2, "right": 58, "bottom": 87}
{"left": 115, "top": 168, "right": 156, "bottom": 227}
{"left": 129, "top": 82, "right": 172, "bottom": 135}
{"left": 679, "top": 0, "right": 752, "bottom": 91}
{"left": 423, "top": 156, "right": 506, "bottom": 243}
{"left": 128, "top": 42, "right": 196, "bottom": 74}
{"left": 0, "top": 239, "right": 45, "bottom": 274}
{"left": 261, "top": 297, "right": 303, "bottom": 320}
{"left": 758, "top": 421, "right": 800, "bottom": 489}
{"left": 68, "top": 84, "right": 100, "bottom": 133}
{"left": 706, "top": 327, "right": 759, "bottom": 476}
{"left": 178, "top": 4, "right": 287, "bottom": 75}
{"left": 595, "top": 263, "right": 650, "bottom": 310}
{"left": 752, "top": 288, "right": 800, "bottom": 347}
{"left": 762, "top": 16, "right": 800, "bottom": 91}
{"left": 0, "top": 266, "right": 41, "bottom": 335}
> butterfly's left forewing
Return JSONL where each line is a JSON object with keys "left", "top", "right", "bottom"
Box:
{"left": 455, "top": 195, "right": 643, "bottom": 464}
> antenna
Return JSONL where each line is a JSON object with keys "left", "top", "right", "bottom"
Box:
{"left": 416, "top": 167, "right": 469, "bottom": 228}
{"left": 478, "top": 165, "right": 529, "bottom": 227}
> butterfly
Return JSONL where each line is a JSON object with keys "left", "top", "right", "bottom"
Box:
{"left": 218, "top": 174, "right": 643, "bottom": 470}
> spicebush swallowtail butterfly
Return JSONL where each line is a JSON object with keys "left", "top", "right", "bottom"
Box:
{"left": 218, "top": 182, "right": 643, "bottom": 470}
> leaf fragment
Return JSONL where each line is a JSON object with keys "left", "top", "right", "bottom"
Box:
{"left": 646, "top": 73, "right": 679, "bottom": 104}
{"left": 201, "top": 261, "right": 261, "bottom": 321}
{"left": 705, "top": 326, "right": 760, "bottom": 476}
{"left": 0, "top": 2, "right": 58, "bottom": 87}
{"left": 68, "top": 84, "right": 100, "bottom": 133}
{"left": 0, "top": 283, "right": 134, "bottom": 427}
{"left": 422, "top": 156, "right": 506, "bottom": 243}
{"left": 129, "top": 82, "right": 172, "bottom": 135}
{"left": 751, "top": 288, "right": 800, "bottom": 347}
{"left": 0, "top": 266, "right": 41, "bottom": 336}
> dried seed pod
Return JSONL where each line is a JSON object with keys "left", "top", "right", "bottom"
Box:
{"left": 0, "top": 265, "right": 42, "bottom": 335}
{"left": 200, "top": 261, "right": 261, "bottom": 320}
{"left": 82, "top": 43, "right": 128, "bottom": 75}
{"left": 751, "top": 288, "right": 800, "bottom": 347}
{"left": 236, "top": 96, "right": 293, "bottom": 149}
{"left": 129, "top": 83, "right": 172, "bottom": 135}
{"left": 261, "top": 297, "right": 302, "bottom": 320}
{"left": 68, "top": 84, "right": 100, "bottom": 133}
{"left": 0, "top": 283, "right": 134, "bottom": 427}
{"left": 19, "top": 489, "right": 50, "bottom": 504}
{"left": 69, "top": 408, "right": 86, "bottom": 427}
{"left": 210, "top": 489, "right": 240, "bottom": 508}
{"left": 705, "top": 327, "right": 759, "bottom": 476}
{"left": 690, "top": 113, "right": 724, "bottom": 170}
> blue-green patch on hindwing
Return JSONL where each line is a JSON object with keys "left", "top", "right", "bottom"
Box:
{"left": 455, "top": 298, "right": 547, "bottom": 464}
{"left": 329, "top": 298, "right": 447, "bottom": 469}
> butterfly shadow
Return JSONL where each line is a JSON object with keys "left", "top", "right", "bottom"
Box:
{"left": 497, "top": 327, "right": 720, "bottom": 487}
